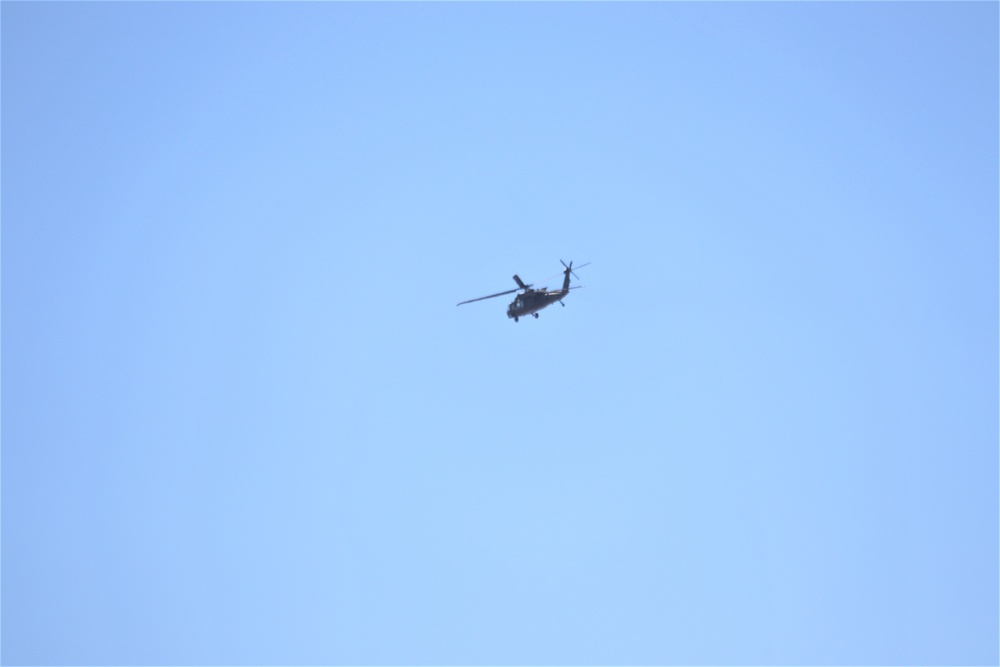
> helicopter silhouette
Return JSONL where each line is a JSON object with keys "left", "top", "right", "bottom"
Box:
{"left": 457, "top": 260, "right": 590, "bottom": 322}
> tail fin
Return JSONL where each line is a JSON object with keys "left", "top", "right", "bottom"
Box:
{"left": 559, "top": 260, "right": 589, "bottom": 291}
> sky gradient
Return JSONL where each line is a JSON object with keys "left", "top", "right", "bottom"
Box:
{"left": 3, "top": 2, "right": 998, "bottom": 665}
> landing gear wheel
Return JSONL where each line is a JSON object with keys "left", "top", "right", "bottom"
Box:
{"left": 533, "top": 313, "right": 539, "bottom": 319}
{"left": 514, "top": 316, "right": 519, "bottom": 322}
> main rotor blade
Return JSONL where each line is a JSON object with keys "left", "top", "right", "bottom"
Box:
{"left": 456, "top": 288, "right": 519, "bottom": 306}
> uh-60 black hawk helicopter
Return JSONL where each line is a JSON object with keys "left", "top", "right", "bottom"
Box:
{"left": 457, "top": 259, "right": 590, "bottom": 322}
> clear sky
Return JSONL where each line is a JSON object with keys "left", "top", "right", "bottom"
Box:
{"left": 2, "top": 2, "right": 997, "bottom": 665}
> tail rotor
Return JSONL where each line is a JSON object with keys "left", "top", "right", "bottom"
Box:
{"left": 560, "top": 259, "right": 591, "bottom": 282}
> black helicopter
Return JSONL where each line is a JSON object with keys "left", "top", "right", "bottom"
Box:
{"left": 457, "top": 260, "right": 590, "bottom": 322}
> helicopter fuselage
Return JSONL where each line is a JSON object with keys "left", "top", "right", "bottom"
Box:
{"left": 507, "top": 289, "right": 567, "bottom": 321}
{"left": 456, "top": 260, "right": 588, "bottom": 322}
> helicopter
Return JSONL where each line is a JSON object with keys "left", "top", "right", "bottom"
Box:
{"left": 457, "top": 259, "right": 590, "bottom": 322}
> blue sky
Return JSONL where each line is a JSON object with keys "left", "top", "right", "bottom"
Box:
{"left": 2, "top": 2, "right": 997, "bottom": 665}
